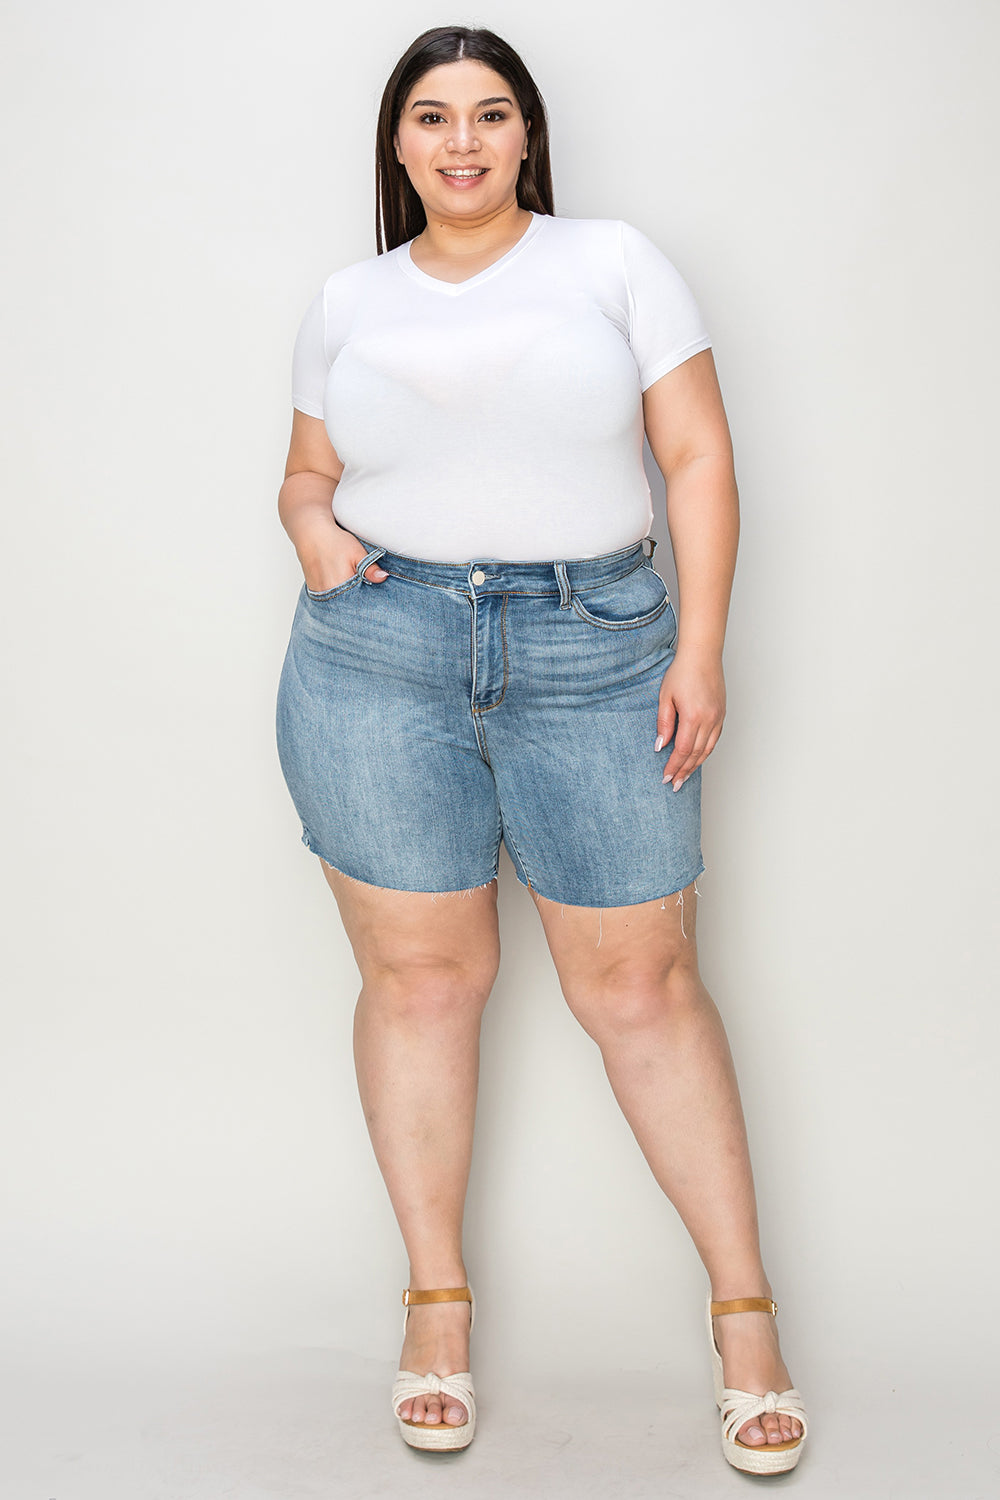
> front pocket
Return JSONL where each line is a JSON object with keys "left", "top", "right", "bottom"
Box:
{"left": 304, "top": 574, "right": 362, "bottom": 602}
{"left": 570, "top": 563, "right": 672, "bottom": 631}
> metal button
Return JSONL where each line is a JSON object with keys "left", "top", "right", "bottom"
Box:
{"left": 471, "top": 570, "right": 486, "bottom": 585}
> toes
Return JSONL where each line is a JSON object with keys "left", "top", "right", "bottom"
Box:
{"left": 401, "top": 1393, "right": 465, "bottom": 1426}
{"left": 738, "top": 1413, "right": 802, "bottom": 1447}
{"left": 761, "top": 1414, "right": 783, "bottom": 1444}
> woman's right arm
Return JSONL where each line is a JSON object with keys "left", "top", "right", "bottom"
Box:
{"left": 278, "top": 409, "right": 387, "bottom": 591}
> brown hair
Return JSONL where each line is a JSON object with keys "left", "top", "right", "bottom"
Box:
{"left": 375, "top": 25, "right": 554, "bottom": 253}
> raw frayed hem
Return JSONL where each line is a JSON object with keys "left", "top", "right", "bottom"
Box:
{"left": 315, "top": 853, "right": 497, "bottom": 902}
{"left": 516, "top": 866, "right": 706, "bottom": 948}
{"left": 671, "top": 876, "right": 704, "bottom": 941}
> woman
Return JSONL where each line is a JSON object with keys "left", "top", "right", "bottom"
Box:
{"left": 275, "top": 24, "right": 808, "bottom": 1475}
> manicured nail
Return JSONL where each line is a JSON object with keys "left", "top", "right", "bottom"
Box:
{"left": 654, "top": 735, "right": 665, "bottom": 751}
{"left": 747, "top": 1426, "right": 764, "bottom": 1441}
{"left": 673, "top": 777, "right": 685, "bottom": 791}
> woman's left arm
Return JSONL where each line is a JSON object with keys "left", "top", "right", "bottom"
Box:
{"left": 641, "top": 348, "right": 740, "bottom": 791}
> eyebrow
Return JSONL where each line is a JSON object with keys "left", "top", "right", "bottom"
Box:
{"left": 409, "top": 96, "right": 514, "bottom": 110}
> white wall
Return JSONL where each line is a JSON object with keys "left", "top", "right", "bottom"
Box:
{"left": 2, "top": 0, "right": 996, "bottom": 1422}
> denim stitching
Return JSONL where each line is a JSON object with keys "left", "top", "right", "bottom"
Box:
{"left": 466, "top": 595, "right": 493, "bottom": 765}
{"left": 573, "top": 560, "right": 648, "bottom": 595}
{"left": 569, "top": 564, "right": 672, "bottom": 631}
{"left": 381, "top": 570, "right": 469, "bottom": 597}
{"left": 304, "top": 575, "right": 361, "bottom": 602}
{"left": 378, "top": 552, "right": 646, "bottom": 597}
{"left": 497, "top": 813, "right": 538, "bottom": 896}
{"left": 473, "top": 593, "right": 510, "bottom": 715}
{"left": 570, "top": 592, "right": 672, "bottom": 632}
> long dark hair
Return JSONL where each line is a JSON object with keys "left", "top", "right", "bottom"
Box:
{"left": 375, "top": 26, "right": 554, "bottom": 253}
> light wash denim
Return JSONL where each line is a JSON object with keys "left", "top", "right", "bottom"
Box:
{"left": 275, "top": 539, "right": 703, "bottom": 906}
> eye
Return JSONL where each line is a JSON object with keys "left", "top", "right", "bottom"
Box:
{"left": 415, "top": 109, "right": 508, "bottom": 126}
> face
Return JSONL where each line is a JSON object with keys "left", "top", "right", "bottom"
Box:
{"left": 394, "top": 59, "right": 530, "bottom": 219}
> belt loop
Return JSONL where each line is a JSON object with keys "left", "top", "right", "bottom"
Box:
{"left": 356, "top": 545, "right": 386, "bottom": 582}
{"left": 553, "top": 560, "right": 572, "bottom": 609}
{"left": 642, "top": 536, "right": 658, "bottom": 561}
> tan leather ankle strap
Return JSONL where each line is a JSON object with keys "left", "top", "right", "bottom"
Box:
{"left": 402, "top": 1286, "right": 472, "bottom": 1307}
{"left": 710, "top": 1296, "right": 778, "bottom": 1316}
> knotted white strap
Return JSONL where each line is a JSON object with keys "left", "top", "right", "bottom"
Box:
{"left": 719, "top": 1386, "right": 808, "bottom": 1445}
{"left": 392, "top": 1368, "right": 476, "bottom": 1424}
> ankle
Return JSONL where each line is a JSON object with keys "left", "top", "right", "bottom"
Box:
{"left": 709, "top": 1272, "right": 773, "bottom": 1304}
{"left": 406, "top": 1266, "right": 469, "bottom": 1291}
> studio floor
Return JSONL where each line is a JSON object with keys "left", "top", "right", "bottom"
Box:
{"left": 3, "top": 1345, "right": 993, "bottom": 1500}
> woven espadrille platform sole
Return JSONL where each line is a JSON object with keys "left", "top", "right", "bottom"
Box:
{"left": 706, "top": 1294, "right": 808, "bottom": 1475}
{"left": 392, "top": 1286, "right": 476, "bottom": 1453}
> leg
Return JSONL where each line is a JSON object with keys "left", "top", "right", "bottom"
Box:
{"left": 321, "top": 861, "right": 501, "bottom": 1429}
{"left": 531, "top": 883, "right": 802, "bottom": 1448}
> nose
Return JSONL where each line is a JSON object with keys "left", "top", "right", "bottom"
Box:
{"left": 446, "top": 119, "right": 480, "bottom": 152}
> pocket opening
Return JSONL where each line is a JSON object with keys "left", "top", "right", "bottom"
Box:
{"left": 304, "top": 574, "right": 362, "bottom": 602}
{"left": 569, "top": 563, "right": 672, "bottom": 631}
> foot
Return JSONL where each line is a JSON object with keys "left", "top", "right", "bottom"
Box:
{"left": 396, "top": 1296, "right": 472, "bottom": 1427}
{"left": 711, "top": 1302, "right": 804, "bottom": 1448}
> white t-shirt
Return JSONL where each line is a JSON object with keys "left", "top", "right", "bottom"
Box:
{"left": 291, "top": 212, "right": 712, "bottom": 562}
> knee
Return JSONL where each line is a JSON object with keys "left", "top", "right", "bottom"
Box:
{"left": 565, "top": 948, "right": 704, "bottom": 1037}
{"left": 362, "top": 947, "right": 500, "bottom": 1024}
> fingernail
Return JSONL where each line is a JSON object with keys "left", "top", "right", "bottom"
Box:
{"left": 673, "top": 777, "right": 685, "bottom": 791}
{"left": 654, "top": 735, "right": 665, "bottom": 751}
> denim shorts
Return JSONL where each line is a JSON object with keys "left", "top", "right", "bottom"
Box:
{"left": 275, "top": 538, "right": 704, "bottom": 907}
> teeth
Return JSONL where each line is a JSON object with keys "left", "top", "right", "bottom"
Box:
{"left": 441, "top": 169, "right": 486, "bottom": 177}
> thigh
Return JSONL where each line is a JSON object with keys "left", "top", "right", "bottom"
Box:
{"left": 483, "top": 573, "right": 705, "bottom": 907}
{"left": 531, "top": 880, "right": 701, "bottom": 991}
{"left": 321, "top": 861, "right": 501, "bottom": 990}
{"left": 276, "top": 576, "right": 501, "bottom": 893}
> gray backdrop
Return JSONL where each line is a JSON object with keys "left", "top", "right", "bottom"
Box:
{"left": 2, "top": 2, "right": 996, "bottom": 1495}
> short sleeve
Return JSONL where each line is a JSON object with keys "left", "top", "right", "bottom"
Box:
{"left": 620, "top": 222, "right": 712, "bottom": 392}
{"left": 290, "top": 287, "right": 329, "bottom": 418}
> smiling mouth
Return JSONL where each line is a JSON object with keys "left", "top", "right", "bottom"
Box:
{"left": 438, "top": 168, "right": 489, "bottom": 177}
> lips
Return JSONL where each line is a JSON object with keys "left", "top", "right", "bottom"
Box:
{"left": 438, "top": 168, "right": 489, "bottom": 178}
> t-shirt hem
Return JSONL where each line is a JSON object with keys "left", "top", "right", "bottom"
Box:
{"left": 639, "top": 337, "right": 713, "bottom": 393}
{"left": 292, "top": 395, "right": 325, "bottom": 418}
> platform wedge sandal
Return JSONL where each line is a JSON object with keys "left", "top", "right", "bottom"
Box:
{"left": 392, "top": 1286, "right": 476, "bottom": 1452}
{"left": 707, "top": 1294, "right": 808, "bottom": 1474}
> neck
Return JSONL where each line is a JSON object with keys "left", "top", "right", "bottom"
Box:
{"left": 415, "top": 200, "right": 531, "bottom": 260}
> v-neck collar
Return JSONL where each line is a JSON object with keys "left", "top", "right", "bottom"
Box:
{"left": 397, "top": 212, "right": 544, "bottom": 295}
